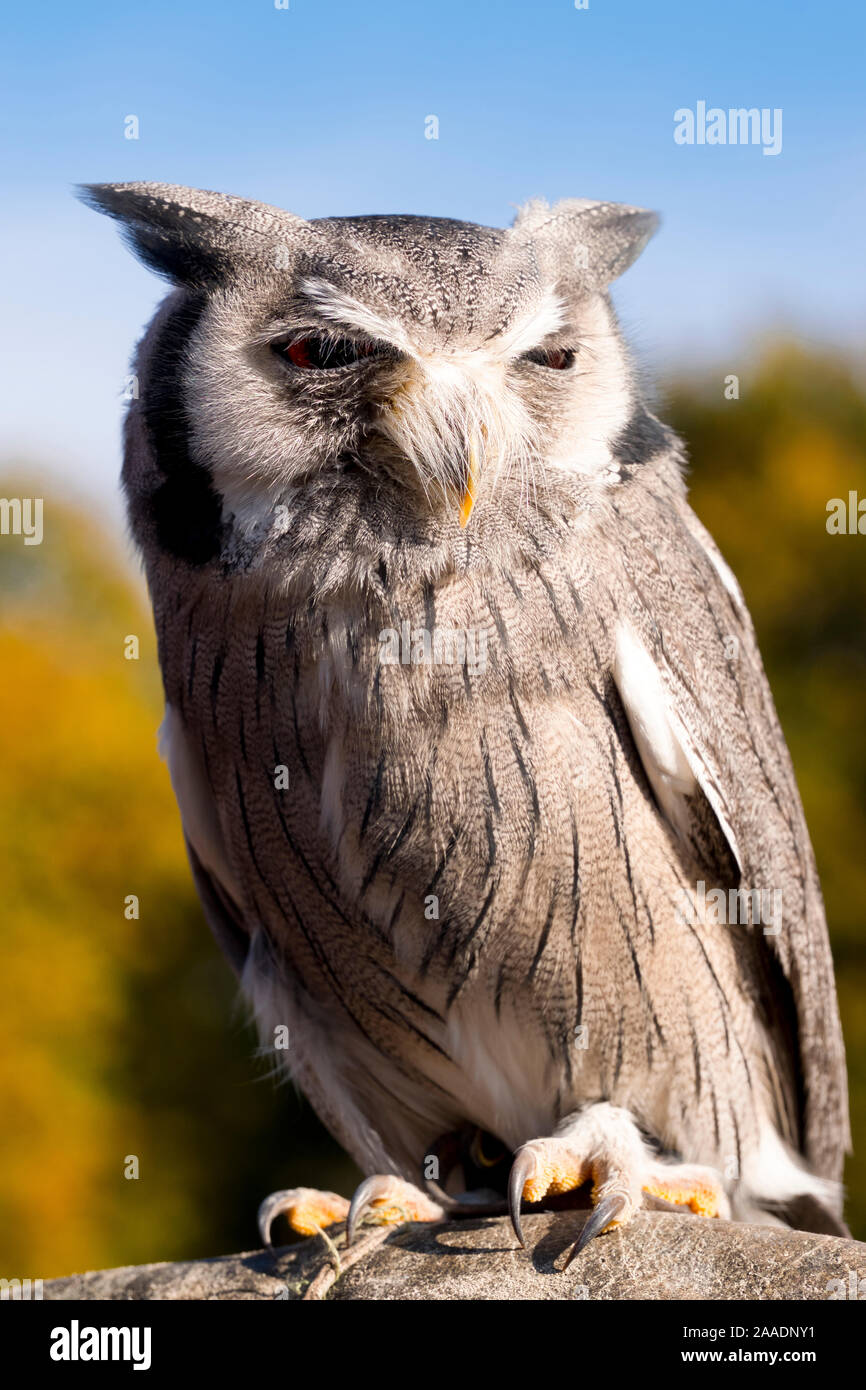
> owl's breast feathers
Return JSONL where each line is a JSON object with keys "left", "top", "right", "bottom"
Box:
{"left": 153, "top": 450, "right": 848, "bottom": 1188}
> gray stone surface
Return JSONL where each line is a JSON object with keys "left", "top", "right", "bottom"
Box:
{"left": 42, "top": 1211, "right": 866, "bottom": 1301}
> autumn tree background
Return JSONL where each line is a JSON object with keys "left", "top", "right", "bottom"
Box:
{"left": 1, "top": 342, "right": 865, "bottom": 1278}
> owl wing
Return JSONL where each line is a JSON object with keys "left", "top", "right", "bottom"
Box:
{"left": 608, "top": 467, "right": 849, "bottom": 1186}
{"left": 186, "top": 840, "right": 250, "bottom": 976}
{"left": 158, "top": 702, "right": 251, "bottom": 975}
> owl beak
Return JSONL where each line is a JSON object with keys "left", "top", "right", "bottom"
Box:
{"left": 458, "top": 433, "right": 481, "bottom": 528}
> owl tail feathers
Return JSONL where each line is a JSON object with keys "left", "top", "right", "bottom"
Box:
{"left": 734, "top": 1120, "right": 847, "bottom": 1234}
{"left": 773, "top": 1195, "right": 850, "bottom": 1238}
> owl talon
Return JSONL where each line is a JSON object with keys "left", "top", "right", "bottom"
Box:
{"left": 507, "top": 1149, "right": 537, "bottom": 1248}
{"left": 564, "top": 1193, "right": 628, "bottom": 1265}
{"left": 257, "top": 1187, "right": 350, "bottom": 1245}
{"left": 346, "top": 1175, "right": 444, "bottom": 1246}
{"left": 508, "top": 1103, "right": 729, "bottom": 1260}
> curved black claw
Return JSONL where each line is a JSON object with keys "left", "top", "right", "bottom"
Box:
{"left": 564, "top": 1193, "right": 627, "bottom": 1267}
{"left": 507, "top": 1150, "right": 535, "bottom": 1249}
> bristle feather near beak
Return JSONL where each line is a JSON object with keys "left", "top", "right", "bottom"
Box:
{"left": 377, "top": 361, "right": 535, "bottom": 523}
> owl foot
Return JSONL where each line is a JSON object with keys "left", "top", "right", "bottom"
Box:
{"left": 258, "top": 1187, "right": 350, "bottom": 1244}
{"left": 346, "top": 1175, "right": 445, "bottom": 1245}
{"left": 507, "top": 1102, "right": 729, "bottom": 1264}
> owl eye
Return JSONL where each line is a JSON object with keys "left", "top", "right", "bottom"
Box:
{"left": 277, "top": 335, "right": 382, "bottom": 370}
{"left": 520, "top": 346, "right": 576, "bottom": 370}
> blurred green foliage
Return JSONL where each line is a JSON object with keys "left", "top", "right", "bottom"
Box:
{"left": 0, "top": 342, "right": 864, "bottom": 1277}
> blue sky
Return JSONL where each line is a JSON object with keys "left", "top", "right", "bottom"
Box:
{"left": 2, "top": 0, "right": 864, "bottom": 514}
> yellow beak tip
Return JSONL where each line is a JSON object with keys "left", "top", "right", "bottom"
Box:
{"left": 459, "top": 435, "right": 481, "bottom": 527}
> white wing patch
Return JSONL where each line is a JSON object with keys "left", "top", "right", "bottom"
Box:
{"left": 613, "top": 625, "right": 696, "bottom": 826}
{"left": 613, "top": 624, "right": 742, "bottom": 871}
{"left": 702, "top": 539, "right": 745, "bottom": 610}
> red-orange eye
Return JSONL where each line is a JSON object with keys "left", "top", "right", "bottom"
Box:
{"left": 520, "top": 346, "right": 576, "bottom": 370}
{"left": 279, "top": 336, "right": 381, "bottom": 370}
{"left": 286, "top": 338, "right": 314, "bottom": 368}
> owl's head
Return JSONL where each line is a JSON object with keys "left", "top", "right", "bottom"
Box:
{"left": 83, "top": 182, "right": 657, "bottom": 561}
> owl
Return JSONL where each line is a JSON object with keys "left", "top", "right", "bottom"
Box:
{"left": 84, "top": 181, "right": 850, "bottom": 1259}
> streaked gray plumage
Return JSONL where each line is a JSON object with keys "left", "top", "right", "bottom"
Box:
{"left": 85, "top": 181, "right": 849, "bottom": 1246}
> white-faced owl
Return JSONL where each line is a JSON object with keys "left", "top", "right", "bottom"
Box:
{"left": 84, "top": 182, "right": 849, "bottom": 1258}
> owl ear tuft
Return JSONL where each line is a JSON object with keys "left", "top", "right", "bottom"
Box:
{"left": 512, "top": 197, "right": 659, "bottom": 290}
{"left": 78, "top": 182, "right": 312, "bottom": 287}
